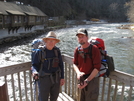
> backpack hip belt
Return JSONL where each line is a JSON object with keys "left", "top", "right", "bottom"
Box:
{"left": 39, "top": 70, "right": 61, "bottom": 84}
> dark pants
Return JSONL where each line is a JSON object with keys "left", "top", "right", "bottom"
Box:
{"left": 80, "top": 77, "right": 99, "bottom": 101}
{"left": 38, "top": 75, "right": 60, "bottom": 101}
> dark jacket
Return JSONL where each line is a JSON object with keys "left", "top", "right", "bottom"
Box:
{"left": 32, "top": 46, "right": 64, "bottom": 79}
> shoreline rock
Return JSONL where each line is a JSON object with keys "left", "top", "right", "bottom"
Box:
{"left": 116, "top": 24, "right": 134, "bottom": 30}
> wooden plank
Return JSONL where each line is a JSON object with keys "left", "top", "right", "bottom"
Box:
{"left": 128, "top": 86, "right": 132, "bottom": 101}
{"left": 0, "top": 82, "right": 9, "bottom": 101}
{"left": 64, "top": 63, "right": 67, "bottom": 93}
{"left": 17, "top": 72, "right": 22, "bottom": 101}
{"left": 0, "top": 62, "right": 31, "bottom": 76}
{"left": 113, "top": 80, "right": 118, "bottom": 101}
{"left": 109, "top": 70, "right": 134, "bottom": 86}
{"left": 62, "top": 54, "right": 73, "bottom": 65}
{"left": 72, "top": 68, "right": 75, "bottom": 99}
{"left": 57, "top": 92, "right": 74, "bottom": 101}
{"left": 29, "top": 70, "right": 33, "bottom": 101}
{"left": 107, "top": 78, "right": 112, "bottom": 101}
{"left": 4, "top": 76, "right": 9, "bottom": 101}
{"left": 101, "top": 77, "right": 106, "bottom": 101}
{"left": 68, "top": 64, "right": 71, "bottom": 95}
{"left": 120, "top": 83, "right": 125, "bottom": 101}
{"left": 24, "top": 71, "right": 28, "bottom": 101}
{"left": 11, "top": 74, "right": 16, "bottom": 101}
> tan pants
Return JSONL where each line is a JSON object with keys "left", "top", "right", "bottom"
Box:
{"left": 80, "top": 77, "right": 99, "bottom": 101}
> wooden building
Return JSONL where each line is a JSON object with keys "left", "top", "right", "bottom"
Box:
{"left": 0, "top": 1, "right": 47, "bottom": 33}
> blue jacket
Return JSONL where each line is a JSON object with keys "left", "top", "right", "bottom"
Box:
{"left": 31, "top": 46, "right": 64, "bottom": 79}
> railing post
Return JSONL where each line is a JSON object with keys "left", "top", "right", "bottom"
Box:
{"left": 0, "top": 82, "right": 9, "bottom": 101}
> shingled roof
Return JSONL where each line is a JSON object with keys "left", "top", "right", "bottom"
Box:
{"left": 0, "top": 1, "right": 47, "bottom": 16}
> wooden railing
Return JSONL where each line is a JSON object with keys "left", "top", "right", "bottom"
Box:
{"left": 0, "top": 54, "right": 134, "bottom": 101}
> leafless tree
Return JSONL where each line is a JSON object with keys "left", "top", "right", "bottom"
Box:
{"left": 127, "top": 0, "right": 134, "bottom": 22}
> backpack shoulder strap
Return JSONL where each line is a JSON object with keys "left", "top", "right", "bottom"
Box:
{"left": 77, "top": 46, "right": 85, "bottom": 59}
{"left": 77, "top": 45, "right": 93, "bottom": 57}
{"left": 88, "top": 44, "right": 93, "bottom": 59}
{"left": 77, "top": 45, "right": 84, "bottom": 54}
{"left": 78, "top": 45, "right": 81, "bottom": 51}
{"left": 53, "top": 46, "right": 60, "bottom": 57}
{"left": 38, "top": 46, "right": 46, "bottom": 75}
{"left": 39, "top": 46, "right": 46, "bottom": 62}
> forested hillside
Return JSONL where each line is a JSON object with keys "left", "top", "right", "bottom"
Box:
{"left": 7, "top": 0, "right": 132, "bottom": 22}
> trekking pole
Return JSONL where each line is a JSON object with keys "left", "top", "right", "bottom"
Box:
{"left": 33, "top": 74, "right": 39, "bottom": 101}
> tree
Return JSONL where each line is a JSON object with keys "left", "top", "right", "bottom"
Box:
{"left": 127, "top": 0, "right": 134, "bottom": 22}
{"left": 7, "top": 0, "right": 130, "bottom": 22}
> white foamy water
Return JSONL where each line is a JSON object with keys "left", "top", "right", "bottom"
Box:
{"left": 0, "top": 23, "right": 134, "bottom": 74}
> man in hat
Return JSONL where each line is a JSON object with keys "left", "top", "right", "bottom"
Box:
{"left": 73, "top": 28, "right": 101, "bottom": 101}
{"left": 32, "top": 31, "right": 65, "bottom": 101}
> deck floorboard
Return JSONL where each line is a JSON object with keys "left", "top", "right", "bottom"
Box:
{"left": 47, "top": 92, "right": 74, "bottom": 101}
{"left": 57, "top": 92, "right": 74, "bottom": 101}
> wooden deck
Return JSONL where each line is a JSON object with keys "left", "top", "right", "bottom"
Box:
{"left": 0, "top": 54, "right": 134, "bottom": 101}
{"left": 57, "top": 92, "right": 75, "bottom": 101}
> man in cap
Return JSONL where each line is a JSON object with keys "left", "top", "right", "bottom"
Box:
{"left": 73, "top": 28, "right": 101, "bottom": 101}
{"left": 32, "top": 31, "right": 65, "bottom": 101}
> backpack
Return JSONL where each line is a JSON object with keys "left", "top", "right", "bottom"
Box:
{"left": 89, "top": 37, "right": 115, "bottom": 77}
{"left": 31, "top": 39, "right": 45, "bottom": 62}
{"left": 77, "top": 37, "right": 115, "bottom": 77}
{"left": 32, "top": 39, "right": 45, "bottom": 49}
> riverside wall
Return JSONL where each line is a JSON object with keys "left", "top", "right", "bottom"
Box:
{"left": 0, "top": 25, "right": 66, "bottom": 45}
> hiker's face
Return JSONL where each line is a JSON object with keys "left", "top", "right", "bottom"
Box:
{"left": 77, "top": 34, "right": 88, "bottom": 45}
{"left": 45, "top": 39, "right": 57, "bottom": 50}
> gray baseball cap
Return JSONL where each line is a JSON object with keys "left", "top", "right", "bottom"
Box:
{"left": 76, "top": 28, "right": 88, "bottom": 36}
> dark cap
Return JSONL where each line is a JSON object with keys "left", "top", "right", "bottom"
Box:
{"left": 76, "top": 28, "right": 88, "bottom": 36}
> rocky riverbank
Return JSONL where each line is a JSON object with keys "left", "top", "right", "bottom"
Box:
{"left": 116, "top": 24, "right": 134, "bottom": 30}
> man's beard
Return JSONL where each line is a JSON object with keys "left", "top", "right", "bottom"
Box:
{"left": 79, "top": 42, "right": 85, "bottom": 45}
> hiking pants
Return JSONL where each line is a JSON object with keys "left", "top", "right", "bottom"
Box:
{"left": 80, "top": 77, "right": 99, "bottom": 101}
{"left": 38, "top": 74, "right": 60, "bottom": 101}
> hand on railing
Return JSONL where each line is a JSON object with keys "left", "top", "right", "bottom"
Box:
{"left": 77, "top": 72, "right": 85, "bottom": 79}
{"left": 78, "top": 76, "right": 84, "bottom": 86}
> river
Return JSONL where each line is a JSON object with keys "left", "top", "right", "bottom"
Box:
{"left": 0, "top": 23, "right": 134, "bottom": 75}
